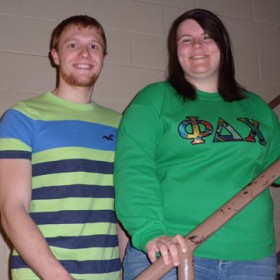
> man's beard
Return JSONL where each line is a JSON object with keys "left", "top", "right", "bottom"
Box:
{"left": 61, "top": 70, "right": 100, "bottom": 87}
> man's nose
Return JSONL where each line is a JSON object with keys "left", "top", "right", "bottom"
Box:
{"left": 79, "top": 46, "right": 90, "bottom": 57}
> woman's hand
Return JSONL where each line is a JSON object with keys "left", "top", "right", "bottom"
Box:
{"left": 146, "top": 234, "right": 187, "bottom": 266}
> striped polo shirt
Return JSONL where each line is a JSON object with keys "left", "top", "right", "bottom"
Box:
{"left": 0, "top": 92, "right": 122, "bottom": 280}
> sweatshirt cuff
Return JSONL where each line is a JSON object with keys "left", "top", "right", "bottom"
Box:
{"left": 134, "top": 229, "right": 166, "bottom": 252}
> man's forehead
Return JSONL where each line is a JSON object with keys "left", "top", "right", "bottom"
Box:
{"left": 58, "top": 25, "right": 102, "bottom": 43}
{"left": 62, "top": 24, "right": 99, "bottom": 34}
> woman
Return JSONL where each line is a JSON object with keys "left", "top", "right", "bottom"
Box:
{"left": 114, "top": 9, "right": 280, "bottom": 280}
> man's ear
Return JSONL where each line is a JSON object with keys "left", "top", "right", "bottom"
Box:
{"left": 51, "top": 48, "right": 59, "bottom": 66}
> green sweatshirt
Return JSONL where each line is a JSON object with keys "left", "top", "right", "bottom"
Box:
{"left": 115, "top": 81, "right": 280, "bottom": 261}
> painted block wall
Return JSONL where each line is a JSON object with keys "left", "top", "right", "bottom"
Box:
{"left": 0, "top": 0, "right": 279, "bottom": 278}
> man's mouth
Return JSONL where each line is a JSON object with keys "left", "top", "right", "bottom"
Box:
{"left": 73, "top": 63, "right": 93, "bottom": 69}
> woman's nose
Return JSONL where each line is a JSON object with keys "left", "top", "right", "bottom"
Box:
{"left": 192, "top": 38, "right": 203, "bottom": 49}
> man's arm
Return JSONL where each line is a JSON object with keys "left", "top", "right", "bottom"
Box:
{"left": 0, "top": 159, "right": 74, "bottom": 280}
{"left": 116, "top": 221, "right": 129, "bottom": 262}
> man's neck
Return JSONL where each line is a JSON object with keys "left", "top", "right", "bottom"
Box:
{"left": 53, "top": 83, "right": 94, "bottom": 104}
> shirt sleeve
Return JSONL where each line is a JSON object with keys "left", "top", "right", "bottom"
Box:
{"left": 0, "top": 108, "right": 33, "bottom": 159}
{"left": 264, "top": 107, "right": 280, "bottom": 184}
{"left": 114, "top": 84, "right": 167, "bottom": 251}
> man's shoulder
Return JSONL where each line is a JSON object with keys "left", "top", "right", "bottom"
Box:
{"left": 11, "top": 92, "right": 50, "bottom": 112}
{"left": 94, "top": 103, "right": 122, "bottom": 126}
{"left": 95, "top": 103, "right": 121, "bottom": 115}
{"left": 14, "top": 92, "right": 49, "bottom": 105}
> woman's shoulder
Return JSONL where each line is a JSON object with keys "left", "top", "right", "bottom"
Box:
{"left": 241, "top": 90, "right": 277, "bottom": 120}
{"left": 141, "top": 81, "right": 174, "bottom": 90}
{"left": 124, "top": 81, "right": 178, "bottom": 117}
{"left": 243, "top": 90, "right": 264, "bottom": 101}
{"left": 134, "top": 81, "right": 176, "bottom": 102}
{"left": 242, "top": 90, "right": 270, "bottom": 107}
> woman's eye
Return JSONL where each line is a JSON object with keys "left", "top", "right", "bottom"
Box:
{"left": 203, "top": 34, "right": 212, "bottom": 41}
{"left": 178, "top": 37, "right": 191, "bottom": 44}
{"left": 183, "top": 38, "right": 191, "bottom": 43}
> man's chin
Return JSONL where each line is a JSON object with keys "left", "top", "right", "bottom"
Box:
{"left": 72, "top": 81, "right": 96, "bottom": 87}
{"left": 61, "top": 72, "right": 99, "bottom": 87}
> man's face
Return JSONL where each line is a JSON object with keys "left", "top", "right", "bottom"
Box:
{"left": 51, "top": 24, "right": 105, "bottom": 88}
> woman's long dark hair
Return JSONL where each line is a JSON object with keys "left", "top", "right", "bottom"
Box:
{"left": 167, "top": 9, "right": 245, "bottom": 101}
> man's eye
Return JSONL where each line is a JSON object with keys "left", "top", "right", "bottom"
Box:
{"left": 90, "top": 44, "right": 99, "bottom": 50}
{"left": 69, "top": 43, "right": 77, "bottom": 48}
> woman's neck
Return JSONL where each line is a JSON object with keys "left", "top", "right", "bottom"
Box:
{"left": 188, "top": 76, "right": 218, "bottom": 93}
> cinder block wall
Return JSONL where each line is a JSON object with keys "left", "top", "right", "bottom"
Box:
{"left": 0, "top": 0, "right": 279, "bottom": 278}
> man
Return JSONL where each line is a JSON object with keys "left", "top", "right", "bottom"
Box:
{"left": 0, "top": 15, "right": 125, "bottom": 280}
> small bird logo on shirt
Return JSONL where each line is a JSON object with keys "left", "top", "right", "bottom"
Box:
{"left": 103, "top": 134, "right": 115, "bottom": 141}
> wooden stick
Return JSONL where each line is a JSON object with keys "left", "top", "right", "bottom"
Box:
{"left": 136, "top": 158, "right": 280, "bottom": 280}
{"left": 269, "top": 94, "right": 280, "bottom": 109}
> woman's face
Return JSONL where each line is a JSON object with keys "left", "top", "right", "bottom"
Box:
{"left": 176, "top": 19, "right": 220, "bottom": 88}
